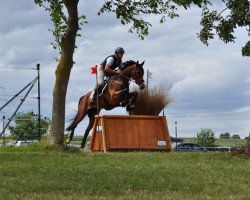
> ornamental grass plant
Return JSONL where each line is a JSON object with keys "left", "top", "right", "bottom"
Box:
{"left": 130, "top": 85, "right": 172, "bottom": 115}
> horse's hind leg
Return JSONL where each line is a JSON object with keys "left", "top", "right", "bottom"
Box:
{"left": 66, "top": 129, "right": 75, "bottom": 144}
{"left": 66, "top": 95, "right": 90, "bottom": 144}
{"left": 66, "top": 112, "right": 87, "bottom": 144}
{"left": 81, "top": 109, "right": 98, "bottom": 149}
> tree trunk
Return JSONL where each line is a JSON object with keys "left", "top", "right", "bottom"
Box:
{"left": 48, "top": 0, "right": 79, "bottom": 146}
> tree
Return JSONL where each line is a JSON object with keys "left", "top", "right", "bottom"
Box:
{"left": 196, "top": 128, "right": 216, "bottom": 147}
{"left": 231, "top": 134, "right": 241, "bottom": 139}
{"left": 100, "top": 0, "right": 250, "bottom": 56}
{"left": 34, "top": 0, "right": 250, "bottom": 147}
{"left": 220, "top": 132, "right": 230, "bottom": 139}
{"left": 197, "top": 0, "right": 250, "bottom": 56}
{"left": 9, "top": 112, "right": 51, "bottom": 140}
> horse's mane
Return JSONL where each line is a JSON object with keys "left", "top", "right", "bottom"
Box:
{"left": 119, "top": 60, "right": 136, "bottom": 71}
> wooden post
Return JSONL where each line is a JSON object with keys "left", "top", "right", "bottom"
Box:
{"left": 101, "top": 117, "right": 107, "bottom": 153}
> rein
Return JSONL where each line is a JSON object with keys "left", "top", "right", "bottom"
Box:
{"left": 118, "top": 73, "right": 136, "bottom": 84}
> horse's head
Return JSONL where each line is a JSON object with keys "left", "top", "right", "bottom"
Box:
{"left": 132, "top": 61, "right": 145, "bottom": 90}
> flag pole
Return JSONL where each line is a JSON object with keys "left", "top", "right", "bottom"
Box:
{"left": 146, "top": 69, "right": 149, "bottom": 90}
{"left": 95, "top": 65, "right": 99, "bottom": 115}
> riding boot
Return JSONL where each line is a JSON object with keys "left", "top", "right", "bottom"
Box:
{"left": 90, "top": 88, "right": 97, "bottom": 104}
{"left": 90, "top": 84, "right": 103, "bottom": 104}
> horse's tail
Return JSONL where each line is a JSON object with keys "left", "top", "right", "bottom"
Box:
{"left": 66, "top": 95, "right": 86, "bottom": 132}
{"left": 66, "top": 113, "right": 77, "bottom": 132}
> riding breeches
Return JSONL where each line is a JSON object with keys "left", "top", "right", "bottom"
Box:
{"left": 97, "top": 65, "right": 104, "bottom": 85}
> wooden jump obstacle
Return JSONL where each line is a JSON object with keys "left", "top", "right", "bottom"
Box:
{"left": 90, "top": 115, "right": 172, "bottom": 152}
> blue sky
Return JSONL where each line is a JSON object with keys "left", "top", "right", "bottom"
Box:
{"left": 0, "top": 0, "right": 249, "bottom": 138}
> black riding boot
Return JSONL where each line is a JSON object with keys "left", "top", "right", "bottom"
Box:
{"left": 90, "top": 88, "right": 97, "bottom": 104}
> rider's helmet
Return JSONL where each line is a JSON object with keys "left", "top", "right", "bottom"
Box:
{"left": 115, "top": 47, "right": 125, "bottom": 54}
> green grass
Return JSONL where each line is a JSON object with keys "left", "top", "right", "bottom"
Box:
{"left": 0, "top": 144, "right": 249, "bottom": 200}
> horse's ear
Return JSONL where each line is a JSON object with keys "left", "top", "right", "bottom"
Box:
{"left": 136, "top": 60, "right": 139, "bottom": 65}
{"left": 140, "top": 60, "right": 145, "bottom": 67}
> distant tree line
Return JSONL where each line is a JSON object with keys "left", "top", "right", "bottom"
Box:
{"left": 196, "top": 129, "right": 247, "bottom": 147}
{"left": 219, "top": 132, "right": 242, "bottom": 139}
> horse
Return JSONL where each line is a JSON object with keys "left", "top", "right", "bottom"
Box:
{"left": 66, "top": 60, "right": 145, "bottom": 148}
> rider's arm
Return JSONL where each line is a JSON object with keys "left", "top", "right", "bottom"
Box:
{"left": 104, "top": 57, "right": 120, "bottom": 75}
{"left": 104, "top": 65, "right": 119, "bottom": 75}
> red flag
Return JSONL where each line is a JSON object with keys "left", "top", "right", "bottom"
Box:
{"left": 91, "top": 65, "right": 97, "bottom": 74}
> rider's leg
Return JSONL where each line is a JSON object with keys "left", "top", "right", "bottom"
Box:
{"left": 90, "top": 65, "right": 104, "bottom": 104}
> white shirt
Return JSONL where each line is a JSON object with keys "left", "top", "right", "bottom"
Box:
{"left": 106, "top": 57, "right": 114, "bottom": 67}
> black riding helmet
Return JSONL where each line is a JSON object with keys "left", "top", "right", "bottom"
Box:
{"left": 115, "top": 47, "right": 125, "bottom": 54}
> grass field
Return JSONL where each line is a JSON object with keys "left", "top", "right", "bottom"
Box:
{"left": 0, "top": 144, "right": 249, "bottom": 200}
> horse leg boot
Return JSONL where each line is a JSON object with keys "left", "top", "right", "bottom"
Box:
{"left": 120, "top": 89, "right": 130, "bottom": 107}
{"left": 65, "top": 130, "right": 74, "bottom": 144}
{"left": 126, "top": 92, "right": 138, "bottom": 113}
{"left": 81, "top": 134, "right": 88, "bottom": 149}
{"left": 129, "top": 92, "right": 138, "bottom": 107}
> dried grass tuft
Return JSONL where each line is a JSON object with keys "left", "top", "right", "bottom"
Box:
{"left": 129, "top": 85, "right": 173, "bottom": 116}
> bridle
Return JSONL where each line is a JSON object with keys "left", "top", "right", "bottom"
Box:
{"left": 118, "top": 65, "right": 144, "bottom": 89}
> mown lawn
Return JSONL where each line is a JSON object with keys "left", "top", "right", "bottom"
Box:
{"left": 0, "top": 144, "right": 249, "bottom": 200}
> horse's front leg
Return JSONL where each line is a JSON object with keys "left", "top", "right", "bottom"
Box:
{"left": 126, "top": 92, "right": 138, "bottom": 112}
{"left": 113, "top": 88, "right": 128, "bottom": 97}
{"left": 113, "top": 88, "right": 128, "bottom": 106}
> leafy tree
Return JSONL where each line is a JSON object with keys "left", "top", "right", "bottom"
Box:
{"left": 220, "top": 132, "right": 230, "bottom": 138}
{"left": 9, "top": 112, "right": 51, "bottom": 140}
{"left": 231, "top": 134, "right": 241, "bottom": 139}
{"left": 198, "top": 0, "right": 250, "bottom": 57}
{"left": 196, "top": 128, "right": 216, "bottom": 147}
{"left": 34, "top": 0, "right": 250, "bottom": 146}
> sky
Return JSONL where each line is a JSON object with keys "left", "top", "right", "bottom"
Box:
{"left": 0, "top": 0, "right": 249, "bottom": 139}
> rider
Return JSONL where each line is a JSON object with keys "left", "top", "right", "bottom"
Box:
{"left": 90, "top": 47, "right": 125, "bottom": 104}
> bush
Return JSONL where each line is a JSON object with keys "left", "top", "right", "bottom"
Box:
{"left": 197, "top": 129, "right": 216, "bottom": 147}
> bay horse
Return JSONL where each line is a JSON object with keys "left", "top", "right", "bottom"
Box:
{"left": 66, "top": 60, "right": 145, "bottom": 148}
